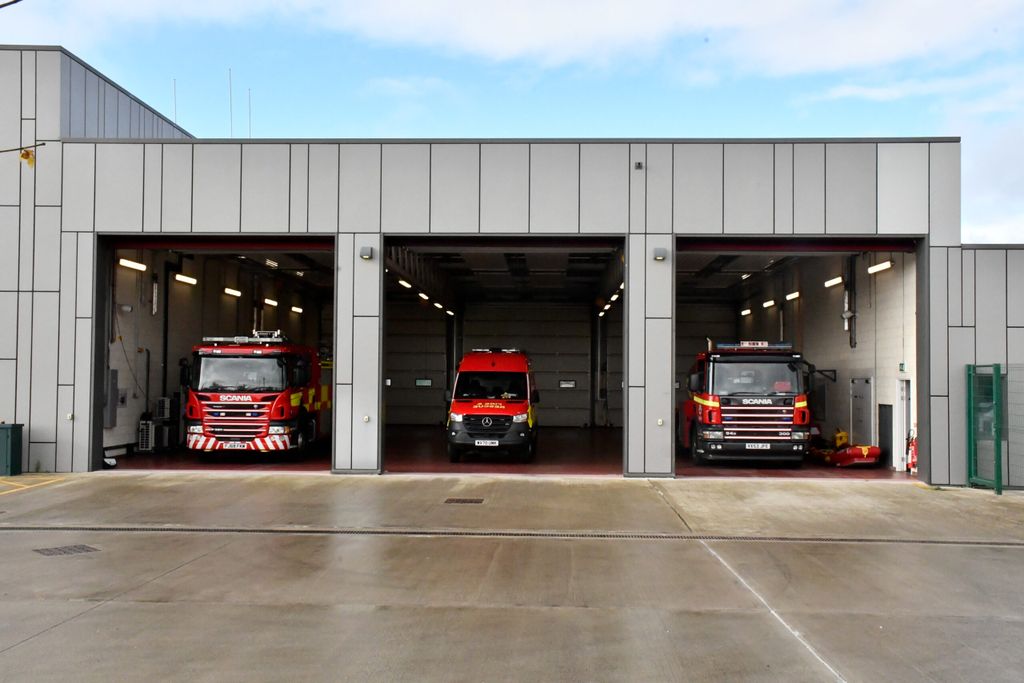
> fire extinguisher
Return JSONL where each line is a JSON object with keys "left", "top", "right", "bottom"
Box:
{"left": 906, "top": 427, "right": 918, "bottom": 472}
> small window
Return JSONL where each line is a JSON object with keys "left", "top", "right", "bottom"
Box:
{"left": 415, "top": 378, "right": 433, "bottom": 388}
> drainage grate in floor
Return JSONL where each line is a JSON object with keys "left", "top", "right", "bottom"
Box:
{"left": 444, "top": 498, "right": 484, "bottom": 505}
{"left": 33, "top": 544, "right": 100, "bottom": 556}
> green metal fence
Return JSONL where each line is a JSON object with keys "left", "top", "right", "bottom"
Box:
{"left": 967, "top": 364, "right": 1003, "bottom": 495}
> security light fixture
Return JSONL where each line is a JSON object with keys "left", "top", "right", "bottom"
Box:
{"left": 118, "top": 258, "right": 147, "bottom": 272}
{"left": 653, "top": 247, "right": 668, "bottom": 261}
{"left": 174, "top": 273, "right": 197, "bottom": 285}
{"left": 786, "top": 291, "right": 800, "bottom": 301}
{"left": 359, "top": 246, "right": 373, "bottom": 260}
{"left": 740, "top": 308, "right": 752, "bottom": 316}
{"left": 418, "top": 292, "right": 429, "bottom": 301}
{"left": 398, "top": 279, "right": 412, "bottom": 289}
{"left": 264, "top": 298, "right": 278, "bottom": 307}
{"left": 867, "top": 260, "right": 893, "bottom": 274}
{"left": 224, "top": 287, "right": 242, "bottom": 297}
{"left": 824, "top": 276, "right": 843, "bottom": 288}
{"left": 762, "top": 300, "right": 775, "bottom": 308}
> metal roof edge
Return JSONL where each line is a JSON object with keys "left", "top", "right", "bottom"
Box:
{"left": 60, "top": 136, "right": 962, "bottom": 144}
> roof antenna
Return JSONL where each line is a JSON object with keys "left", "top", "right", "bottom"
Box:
{"left": 228, "top": 68, "right": 234, "bottom": 138}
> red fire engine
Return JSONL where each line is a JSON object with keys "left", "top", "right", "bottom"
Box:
{"left": 680, "top": 341, "right": 813, "bottom": 464}
{"left": 183, "top": 331, "right": 331, "bottom": 453}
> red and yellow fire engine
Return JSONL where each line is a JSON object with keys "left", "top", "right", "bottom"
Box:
{"left": 184, "top": 331, "right": 331, "bottom": 453}
{"left": 680, "top": 341, "right": 813, "bottom": 464}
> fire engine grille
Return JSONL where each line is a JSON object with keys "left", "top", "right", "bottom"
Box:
{"left": 721, "top": 404, "right": 793, "bottom": 441}
{"left": 465, "top": 415, "right": 513, "bottom": 437}
{"left": 201, "top": 400, "right": 273, "bottom": 440}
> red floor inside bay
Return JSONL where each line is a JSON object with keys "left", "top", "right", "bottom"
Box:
{"left": 114, "top": 425, "right": 913, "bottom": 480}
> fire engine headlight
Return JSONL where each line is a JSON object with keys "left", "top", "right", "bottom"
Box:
{"left": 701, "top": 430, "right": 725, "bottom": 440}
{"left": 791, "top": 431, "right": 809, "bottom": 441}
{"left": 450, "top": 413, "right": 464, "bottom": 423}
{"left": 512, "top": 413, "right": 529, "bottom": 423}
{"left": 187, "top": 425, "right": 203, "bottom": 434}
{"left": 268, "top": 425, "right": 287, "bottom": 435}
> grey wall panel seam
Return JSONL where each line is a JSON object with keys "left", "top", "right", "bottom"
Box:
{"left": 336, "top": 144, "right": 341, "bottom": 233}
{"left": 874, "top": 143, "right": 878, "bottom": 234}
{"left": 527, "top": 144, "right": 531, "bottom": 232}
{"left": 823, "top": 144, "right": 827, "bottom": 233}
{"left": 158, "top": 144, "right": 163, "bottom": 231}
{"left": 643, "top": 143, "right": 648, "bottom": 233}
{"left": 238, "top": 145, "right": 243, "bottom": 231}
{"left": 189, "top": 144, "right": 195, "bottom": 232}
{"left": 720, "top": 144, "right": 724, "bottom": 234}
{"left": 428, "top": 144, "right": 432, "bottom": 232}
{"left": 286, "top": 145, "right": 291, "bottom": 231}
{"left": 577, "top": 143, "right": 581, "bottom": 233}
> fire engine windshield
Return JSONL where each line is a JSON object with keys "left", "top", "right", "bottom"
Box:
{"left": 454, "top": 372, "right": 527, "bottom": 400}
{"left": 194, "top": 356, "right": 287, "bottom": 392}
{"left": 711, "top": 361, "right": 804, "bottom": 396}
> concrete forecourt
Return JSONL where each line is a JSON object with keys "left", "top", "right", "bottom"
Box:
{"left": 0, "top": 472, "right": 1022, "bottom": 681}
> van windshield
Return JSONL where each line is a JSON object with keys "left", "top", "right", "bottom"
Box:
{"left": 454, "top": 372, "right": 527, "bottom": 400}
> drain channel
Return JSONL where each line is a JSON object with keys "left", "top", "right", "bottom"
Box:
{"left": 2, "top": 525, "right": 1023, "bottom": 547}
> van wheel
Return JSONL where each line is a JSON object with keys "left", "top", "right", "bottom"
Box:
{"left": 448, "top": 444, "right": 462, "bottom": 463}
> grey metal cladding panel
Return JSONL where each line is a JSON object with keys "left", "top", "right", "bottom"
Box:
{"left": 72, "top": 317, "right": 93, "bottom": 472}
{"left": 962, "top": 249, "right": 975, "bottom": 326}
{"left": 62, "top": 144, "right": 95, "bottom": 232}
{"left": 947, "top": 327, "right": 975, "bottom": 486}
{"left": 308, "top": 144, "right": 340, "bottom": 233}
{"left": 57, "top": 232, "right": 77, "bottom": 384}
{"left": 724, "top": 144, "right": 773, "bottom": 234}
{"left": 930, "top": 396, "right": 950, "bottom": 485}
{"left": 130, "top": 102, "right": 140, "bottom": 138}
{"left": 353, "top": 234, "right": 381, "bottom": 317}
{"left": 929, "top": 142, "right": 961, "bottom": 246}
{"left": 117, "top": 92, "right": 131, "bottom": 139}
{"left": 192, "top": 144, "right": 241, "bottom": 232}
{"left": 240, "top": 144, "right": 289, "bottom": 232}
{"left": 774, "top": 144, "right": 794, "bottom": 234}
{"left": 339, "top": 144, "right": 381, "bottom": 233}
{"left": 793, "top": 144, "right": 825, "bottom": 234}
{"left": 33, "top": 207, "right": 60, "bottom": 291}
{"left": 30, "top": 292, "right": 59, "bottom": 443}
{"left": 645, "top": 234, "right": 673, "bottom": 319}
{"left": 1011, "top": 328, "right": 1024, "bottom": 365}
{"left": 947, "top": 247, "right": 962, "bottom": 327}
{"left": 644, "top": 317, "right": 674, "bottom": 474}
{"left": 20, "top": 51, "right": 34, "bottom": 118}
{"left": 143, "top": 145, "right": 161, "bottom": 232}
{"left": 0, "top": 360, "right": 14, "bottom": 423}
{"left": 530, "top": 143, "right": 579, "bottom": 233}
{"left": 0, "top": 57, "right": 18, "bottom": 205}
{"left": 479, "top": 143, "right": 529, "bottom": 233}
{"left": 161, "top": 144, "right": 192, "bottom": 232}
{"left": 351, "top": 316, "right": 381, "bottom": 471}
{"left": 335, "top": 234, "right": 354, "bottom": 385}
{"left": 646, "top": 144, "right": 672, "bottom": 234}
{"left": 102, "top": 83, "right": 117, "bottom": 137}
{"left": 35, "top": 141, "right": 62, "bottom": 206}
{"left": 627, "top": 235, "right": 646, "bottom": 385}
{"left": 673, "top": 144, "right": 723, "bottom": 234}
{"left": 289, "top": 144, "right": 309, "bottom": 232}
{"left": 84, "top": 71, "right": 98, "bottom": 137}
{"left": 60, "top": 54, "right": 70, "bottom": 139}
{"left": 878, "top": 143, "right": 928, "bottom": 235}
{"left": 69, "top": 59, "right": 85, "bottom": 138}
{"left": 1008, "top": 250, "right": 1024, "bottom": 326}
{"left": 381, "top": 144, "right": 429, "bottom": 233}
{"left": 975, "top": 249, "right": 1007, "bottom": 364}
{"left": 35, "top": 50, "right": 61, "bottom": 141}
{"left": 825, "top": 143, "right": 876, "bottom": 234}
{"left": 332, "top": 383, "right": 353, "bottom": 470}
{"left": 430, "top": 143, "right": 479, "bottom": 233}
{"left": 629, "top": 144, "right": 645, "bottom": 233}
{"left": 56, "top": 385, "right": 73, "bottom": 472}
{"left": 0, "top": 292, "right": 14, "bottom": 357}
{"left": 75, "top": 234, "right": 94, "bottom": 318}
{"left": 0, "top": 207, "right": 16, "bottom": 290}
{"left": 579, "top": 143, "right": 628, "bottom": 234}
{"left": 928, "top": 247, "right": 948, "bottom": 395}
{"left": 28, "top": 443, "right": 55, "bottom": 473}
{"left": 95, "top": 144, "right": 144, "bottom": 231}
{"left": 15, "top": 293, "right": 30, "bottom": 425}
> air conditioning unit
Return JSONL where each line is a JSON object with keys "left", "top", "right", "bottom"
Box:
{"left": 138, "top": 420, "right": 155, "bottom": 453}
{"left": 156, "top": 397, "right": 172, "bottom": 420}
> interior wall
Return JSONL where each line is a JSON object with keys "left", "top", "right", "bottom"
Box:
{"left": 675, "top": 303, "right": 739, "bottom": 382}
{"left": 602, "top": 304, "right": 624, "bottom": 427}
{"left": 383, "top": 301, "right": 448, "bottom": 425}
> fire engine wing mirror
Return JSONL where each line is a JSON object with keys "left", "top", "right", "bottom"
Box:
{"left": 531, "top": 390, "right": 541, "bottom": 404}
{"left": 444, "top": 390, "right": 452, "bottom": 403}
{"left": 688, "top": 374, "right": 701, "bottom": 392}
{"left": 178, "top": 359, "right": 191, "bottom": 388}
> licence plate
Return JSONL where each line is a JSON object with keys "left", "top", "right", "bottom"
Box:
{"left": 474, "top": 440, "right": 499, "bottom": 447}
{"left": 745, "top": 443, "right": 771, "bottom": 450}
{"left": 222, "top": 442, "right": 248, "bottom": 450}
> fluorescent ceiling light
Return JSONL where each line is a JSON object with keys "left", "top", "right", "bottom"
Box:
{"left": 118, "top": 258, "right": 147, "bottom": 272}
{"left": 174, "top": 273, "right": 197, "bottom": 285}
{"left": 602, "top": 303, "right": 611, "bottom": 311}
{"left": 619, "top": 282, "right": 625, "bottom": 290}
{"left": 433, "top": 302, "right": 443, "bottom": 309}
{"left": 445, "top": 310, "right": 454, "bottom": 316}
{"left": 398, "top": 279, "right": 412, "bottom": 289}
{"left": 291, "top": 306, "right": 303, "bottom": 314}
{"left": 741, "top": 273, "right": 751, "bottom": 280}
{"left": 296, "top": 271, "right": 304, "bottom": 278}
{"left": 418, "top": 292, "right": 429, "bottom": 301}
{"left": 786, "top": 291, "right": 800, "bottom": 301}
{"left": 264, "top": 298, "right": 278, "bottom": 307}
{"left": 762, "top": 300, "right": 775, "bottom": 308}
{"left": 598, "top": 311, "right": 605, "bottom": 317}
{"left": 610, "top": 293, "right": 619, "bottom": 302}
{"left": 740, "top": 309, "right": 751, "bottom": 316}
{"left": 824, "top": 276, "right": 843, "bottom": 288}
{"left": 867, "top": 260, "right": 893, "bottom": 274}
{"left": 224, "top": 287, "right": 241, "bottom": 297}
{"left": 265, "top": 259, "right": 278, "bottom": 268}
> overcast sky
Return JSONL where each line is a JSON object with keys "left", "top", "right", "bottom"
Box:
{"left": 3, "top": 0, "right": 1022, "bottom": 243}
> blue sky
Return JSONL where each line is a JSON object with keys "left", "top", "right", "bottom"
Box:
{"left": 3, "top": 0, "right": 1023, "bottom": 242}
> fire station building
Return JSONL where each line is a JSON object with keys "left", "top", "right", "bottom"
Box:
{"left": 2, "top": 45, "right": 1022, "bottom": 487}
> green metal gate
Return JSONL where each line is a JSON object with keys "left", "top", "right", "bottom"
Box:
{"left": 967, "top": 364, "right": 1003, "bottom": 494}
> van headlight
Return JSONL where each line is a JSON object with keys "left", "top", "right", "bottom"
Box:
{"left": 187, "top": 424, "right": 202, "bottom": 434}
{"left": 512, "top": 413, "right": 529, "bottom": 423}
{"left": 268, "top": 425, "right": 287, "bottom": 435}
{"left": 450, "top": 413, "right": 464, "bottom": 423}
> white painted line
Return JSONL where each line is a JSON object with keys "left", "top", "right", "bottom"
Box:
{"left": 700, "top": 540, "right": 847, "bottom": 683}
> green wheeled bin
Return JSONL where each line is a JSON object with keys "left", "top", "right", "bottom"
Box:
{"left": 0, "top": 423, "right": 23, "bottom": 476}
